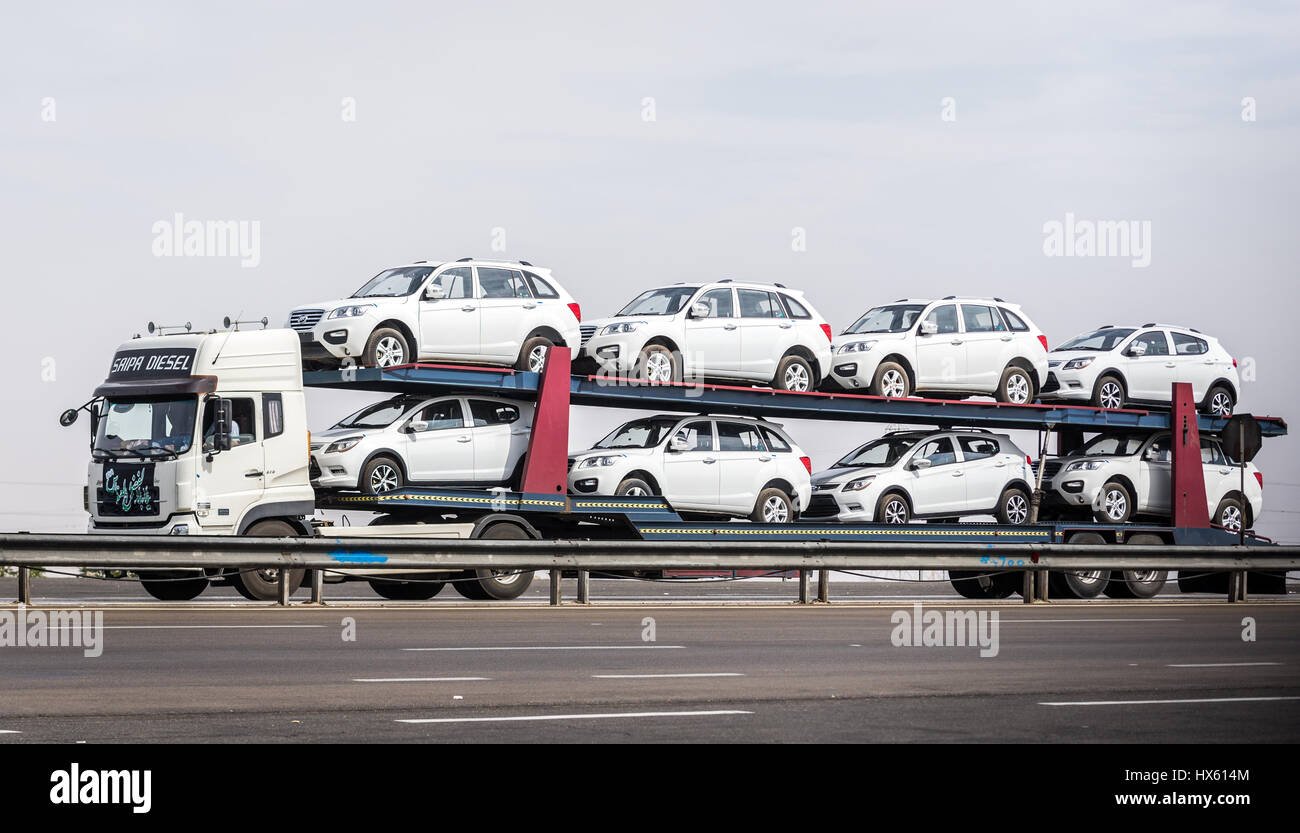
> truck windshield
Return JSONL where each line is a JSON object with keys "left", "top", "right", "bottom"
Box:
{"left": 94, "top": 397, "right": 197, "bottom": 459}
{"left": 844, "top": 305, "right": 926, "bottom": 335}
{"left": 833, "top": 436, "right": 919, "bottom": 467}
{"left": 595, "top": 417, "right": 682, "bottom": 449}
{"left": 617, "top": 287, "right": 699, "bottom": 316}
{"left": 353, "top": 267, "right": 435, "bottom": 298}
{"left": 334, "top": 396, "right": 421, "bottom": 429}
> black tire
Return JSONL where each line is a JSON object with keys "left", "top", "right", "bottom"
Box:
{"left": 1092, "top": 374, "right": 1126, "bottom": 410}
{"left": 360, "top": 456, "right": 405, "bottom": 495}
{"left": 875, "top": 492, "right": 910, "bottom": 524}
{"left": 230, "top": 520, "right": 305, "bottom": 601}
{"left": 1212, "top": 496, "right": 1247, "bottom": 532}
{"left": 616, "top": 477, "right": 656, "bottom": 497}
{"left": 139, "top": 571, "right": 209, "bottom": 601}
{"left": 368, "top": 578, "right": 445, "bottom": 601}
{"left": 996, "top": 365, "right": 1035, "bottom": 404}
{"left": 774, "top": 355, "right": 814, "bottom": 392}
{"left": 362, "top": 326, "right": 411, "bottom": 369}
{"left": 1105, "top": 533, "right": 1168, "bottom": 599}
{"left": 636, "top": 344, "right": 680, "bottom": 384}
{"left": 1203, "top": 384, "right": 1235, "bottom": 418}
{"left": 751, "top": 488, "right": 794, "bottom": 523}
{"left": 996, "top": 486, "right": 1031, "bottom": 525}
{"left": 871, "top": 361, "right": 911, "bottom": 399}
{"left": 517, "top": 336, "right": 554, "bottom": 373}
{"left": 949, "top": 571, "right": 1014, "bottom": 599}
{"left": 1049, "top": 532, "right": 1110, "bottom": 599}
{"left": 1177, "top": 571, "right": 1230, "bottom": 594}
{"left": 1093, "top": 480, "right": 1133, "bottom": 524}
{"left": 459, "top": 522, "right": 536, "bottom": 600}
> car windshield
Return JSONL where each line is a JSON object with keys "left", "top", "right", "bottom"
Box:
{"left": 617, "top": 287, "right": 699, "bottom": 316}
{"left": 1055, "top": 328, "right": 1136, "bottom": 352}
{"left": 93, "top": 396, "right": 197, "bottom": 458}
{"left": 833, "top": 436, "right": 920, "bottom": 467}
{"left": 334, "top": 397, "right": 421, "bottom": 429}
{"left": 1071, "top": 433, "right": 1149, "bottom": 457}
{"left": 844, "top": 304, "right": 926, "bottom": 335}
{"left": 352, "top": 266, "right": 435, "bottom": 298}
{"left": 594, "top": 417, "right": 682, "bottom": 449}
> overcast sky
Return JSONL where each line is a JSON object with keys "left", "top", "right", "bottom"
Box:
{"left": 3, "top": 2, "right": 1298, "bottom": 538}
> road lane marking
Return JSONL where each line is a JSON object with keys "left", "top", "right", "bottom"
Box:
{"left": 0, "top": 730, "right": 20, "bottom": 735}
{"left": 354, "top": 677, "right": 491, "bottom": 683}
{"left": 1041, "top": 696, "right": 1300, "bottom": 706}
{"left": 402, "top": 645, "right": 685, "bottom": 652}
{"left": 101, "top": 625, "right": 327, "bottom": 630}
{"left": 1166, "top": 662, "right": 1282, "bottom": 668}
{"left": 1001, "top": 618, "right": 1182, "bottom": 624}
{"left": 397, "top": 709, "right": 751, "bottom": 724}
{"left": 591, "top": 673, "right": 744, "bottom": 679}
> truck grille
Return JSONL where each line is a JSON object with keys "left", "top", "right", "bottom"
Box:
{"left": 289, "top": 309, "right": 324, "bottom": 332}
{"left": 579, "top": 325, "right": 597, "bottom": 347}
{"left": 805, "top": 494, "right": 841, "bottom": 518}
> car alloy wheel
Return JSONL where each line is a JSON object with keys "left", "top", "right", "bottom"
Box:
{"left": 1099, "top": 381, "right": 1123, "bottom": 410}
{"left": 1219, "top": 503, "right": 1242, "bottom": 531}
{"left": 623, "top": 485, "right": 649, "bottom": 496}
{"left": 881, "top": 369, "right": 907, "bottom": 398}
{"left": 762, "top": 495, "right": 790, "bottom": 523}
{"left": 1005, "top": 373, "right": 1031, "bottom": 404}
{"left": 370, "top": 464, "right": 400, "bottom": 493}
{"left": 882, "top": 498, "right": 908, "bottom": 524}
{"left": 644, "top": 351, "right": 673, "bottom": 383}
{"left": 527, "top": 344, "right": 549, "bottom": 373}
{"left": 1103, "top": 488, "right": 1128, "bottom": 521}
{"left": 1210, "top": 391, "right": 1233, "bottom": 417}
{"left": 1004, "top": 492, "right": 1029, "bottom": 524}
{"left": 375, "top": 336, "right": 406, "bottom": 367}
{"left": 783, "top": 364, "right": 810, "bottom": 392}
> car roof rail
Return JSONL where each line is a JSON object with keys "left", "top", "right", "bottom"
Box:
{"left": 717, "top": 278, "right": 733, "bottom": 283}
{"left": 942, "top": 295, "right": 956, "bottom": 300}
{"left": 519, "top": 260, "right": 533, "bottom": 266}
{"left": 413, "top": 260, "right": 427, "bottom": 264}
{"left": 456, "top": 257, "right": 473, "bottom": 262}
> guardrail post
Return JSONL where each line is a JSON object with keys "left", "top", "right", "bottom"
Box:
{"left": 17, "top": 566, "right": 31, "bottom": 605}
{"left": 1021, "top": 571, "right": 1033, "bottom": 604}
{"left": 549, "top": 569, "right": 562, "bottom": 606}
{"left": 1034, "top": 569, "right": 1050, "bottom": 603}
{"left": 798, "top": 569, "right": 811, "bottom": 604}
{"left": 310, "top": 569, "right": 324, "bottom": 604}
{"left": 1228, "top": 570, "right": 1247, "bottom": 603}
{"left": 576, "top": 570, "right": 590, "bottom": 604}
{"left": 277, "top": 568, "right": 290, "bottom": 606}
{"left": 817, "top": 569, "right": 830, "bottom": 603}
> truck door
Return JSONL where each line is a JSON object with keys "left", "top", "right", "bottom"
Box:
{"left": 198, "top": 395, "right": 266, "bottom": 530}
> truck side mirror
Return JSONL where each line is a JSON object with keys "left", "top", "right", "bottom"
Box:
{"left": 59, "top": 408, "right": 79, "bottom": 427}
{"left": 213, "top": 399, "right": 233, "bottom": 452}
{"left": 920, "top": 320, "right": 938, "bottom": 336}
{"left": 424, "top": 284, "right": 446, "bottom": 301}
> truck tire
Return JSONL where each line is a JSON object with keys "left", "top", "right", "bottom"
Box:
{"left": 871, "top": 362, "right": 911, "bottom": 399}
{"left": 995, "top": 486, "right": 1031, "bottom": 525}
{"left": 454, "top": 521, "right": 536, "bottom": 601}
{"left": 949, "top": 571, "right": 1014, "bottom": 599}
{"left": 751, "top": 488, "right": 794, "bottom": 523}
{"left": 996, "top": 365, "right": 1034, "bottom": 404}
{"left": 363, "top": 327, "right": 410, "bottom": 369}
{"left": 368, "top": 578, "right": 445, "bottom": 601}
{"left": 360, "top": 456, "right": 405, "bottom": 495}
{"left": 139, "top": 571, "right": 209, "bottom": 601}
{"left": 230, "top": 520, "right": 305, "bottom": 601}
{"left": 774, "top": 355, "right": 814, "bottom": 392}
{"left": 1093, "top": 481, "right": 1133, "bottom": 524}
{"left": 1049, "top": 532, "right": 1110, "bottom": 599}
{"left": 1104, "top": 533, "right": 1168, "bottom": 598}
{"left": 517, "top": 336, "right": 554, "bottom": 373}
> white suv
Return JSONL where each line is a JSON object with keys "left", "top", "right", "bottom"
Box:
{"left": 567, "top": 415, "right": 813, "bottom": 522}
{"left": 579, "top": 281, "right": 833, "bottom": 391}
{"left": 1041, "top": 432, "right": 1262, "bottom": 528}
{"left": 806, "top": 430, "right": 1034, "bottom": 524}
{"left": 289, "top": 259, "right": 583, "bottom": 370}
{"left": 311, "top": 394, "right": 534, "bottom": 494}
{"left": 829, "top": 298, "right": 1050, "bottom": 403}
{"left": 1042, "top": 325, "right": 1240, "bottom": 416}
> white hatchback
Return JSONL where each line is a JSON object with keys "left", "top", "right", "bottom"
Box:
{"left": 567, "top": 415, "right": 813, "bottom": 522}
{"left": 311, "top": 394, "right": 534, "bottom": 494}
{"left": 289, "top": 259, "right": 582, "bottom": 370}
{"left": 829, "top": 298, "right": 1050, "bottom": 403}
{"left": 579, "top": 281, "right": 834, "bottom": 391}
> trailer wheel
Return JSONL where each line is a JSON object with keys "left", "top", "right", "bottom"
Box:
{"left": 1177, "top": 571, "right": 1229, "bottom": 594}
{"left": 139, "top": 571, "right": 209, "bottom": 601}
{"left": 230, "top": 520, "right": 305, "bottom": 601}
{"left": 1093, "top": 481, "right": 1133, "bottom": 524}
{"left": 949, "top": 571, "right": 1014, "bottom": 599}
{"left": 996, "top": 487, "right": 1031, "bottom": 525}
{"left": 1049, "top": 532, "right": 1110, "bottom": 599}
{"left": 368, "top": 578, "right": 446, "bottom": 601}
{"left": 1104, "top": 533, "right": 1168, "bottom": 598}
{"left": 454, "top": 521, "right": 536, "bottom": 601}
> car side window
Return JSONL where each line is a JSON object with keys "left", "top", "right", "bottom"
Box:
{"left": 924, "top": 304, "right": 960, "bottom": 335}
{"left": 717, "top": 422, "right": 767, "bottom": 452}
{"left": 1131, "top": 331, "right": 1170, "bottom": 357}
{"left": 416, "top": 399, "right": 465, "bottom": 430}
{"left": 1200, "top": 439, "right": 1226, "bottom": 465}
{"left": 478, "top": 268, "right": 532, "bottom": 299}
{"left": 1144, "top": 437, "right": 1171, "bottom": 463}
{"left": 673, "top": 421, "right": 715, "bottom": 452}
{"left": 696, "top": 288, "right": 735, "bottom": 318}
{"left": 1172, "top": 332, "right": 1209, "bottom": 355}
{"left": 430, "top": 267, "right": 473, "bottom": 300}
{"left": 999, "top": 308, "right": 1030, "bottom": 332}
{"left": 523, "top": 271, "right": 560, "bottom": 299}
{"left": 469, "top": 400, "right": 519, "bottom": 426}
{"left": 914, "top": 437, "right": 957, "bottom": 466}
{"left": 737, "top": 289, "right": 781, "bottom": 318}
{"left": 957, "top": 436, "right": 997, "bottom": 460}
{"left": 961, "top": 305, "right": 1005, "bottom": 333}
{"left": 780, "top": 295, "right": 812, "bottom": 319}
{"left": 759, "top": 427, "right": 792, "bottom": 452}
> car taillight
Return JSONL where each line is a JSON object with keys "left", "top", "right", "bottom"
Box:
{"left": 1026, "top": 455, "right": 1033, "bottom": 466}
{"left": 1233, "top": 357, "right": 1238, "bottom": 368}
{"left": 800, "top": 456, "right": 812, "bottom": 474}
{"left": 1037, "top": 334, "right": 1049, "bottom": 351}
{"left": 1254, "top": 471, "right": 1263, "bottom": 489}
{"left": 820, "top": 323, "right": 833, "bottom": 342}
{"left": 568, "top": 303, "right": 582, "bottom": 321}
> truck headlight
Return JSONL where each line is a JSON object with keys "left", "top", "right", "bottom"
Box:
{"left": 1062, "top": 357, "right": 1095, "bottom": 370}
{"left": 328, "top": 304, "right": 377, "bottom": 319}
{"left": 837, "top": 341, "right": 876, "bottom": 354}
{"left": 843, "top": 475, "right": 877, "bottom": 492}
{"left": 577, "top": 454, "right": 626, "bottom": 468}
{"left": 600, "top": 322, "right": 642, "bottom": 336}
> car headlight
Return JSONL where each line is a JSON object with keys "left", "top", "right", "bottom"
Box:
{"left": 324, "top": 437, "right": 363, "bottom": 453}
{"left": 843, "top": 475, "right": 877, "bottom": 491}
{"left": 1062, "top": 357, "right": 1095, "bottom": 370}
{"left": 328, "top": 304, "right": 377, "bottom": 319}
{"left": 577, "top": 454, "right": 626, "bottom": 468}
{"left": 600, "top": 321, "right": 643, "bottom": 336}
{"left": 1065, "top": 459, "right": 1108, "bottom": 471}
{"left": 837, "top": 340, "right": 876, "bottom": 354}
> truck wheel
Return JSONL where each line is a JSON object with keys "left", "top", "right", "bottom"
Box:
{"left": 1092, "top": 374, "right": 1126, "bottom": 410}
{"left": 363, "top": 327, "right": 410, "bottom": 368}
{"left": 751, "top": 488, "right": 793, "bottom": 523}
{"left": 871, "top": 362, "right": 911, "bottom": 399}
{"left": 139, "top": 571, "right": 209, "bottom": 601}
{"left": 230, "top": 520, "right": 305, "bottom": 601}
{"left": 876, "top": 492, "right": 910, "bottom": 524}
{"left": 361, "top": 456, "right": 405, "bottom": 495}
{"left": 996, "top": 365, "right": 1034, "bottom": 404}
{"left": 456, "top": 521, "right": 536, "bottom": 601}
{"left": 996, "top": 487, "right": 1031, "bottom": 525}
{"left": 616, "top": 477, "right": 656, "bottom": 497}
{"left": 517, "top": 337, "right": 554, "bottom": 373}
{"left": 1049, "top": 532, "right": 1110, "bottom": 599}
{"left": 1105, "top": 533, "right": 1167, "bottom": 598}
{"left": 1177, "top": 571, "right": 1229, "bottom": 594}
{"left": 636, "top": 345, "right": 680, "bottom": 384}
{"left": 774, "top": 355, "right": 814, "bottom": 392}
{"left": 1213, "top": 497, "right": 1246, "bottom": 531}
{"left": 1203, "top": 384, "right": 1235, "bottom": 418}
{"left": 368, "top": 579, "right": 445, "bottom": 601}
{"left": 1093, "top": 481, "right": 1133, "bottom": 523}
{"left": 949, "top": 571, "right": 1013, "bottom": 599}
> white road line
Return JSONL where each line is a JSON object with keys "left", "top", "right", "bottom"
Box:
{"left": 1166, "top": 662, "right": 1283, "bottom": 668}
{"left": 1001, "top": 618, "right": 1182, "bottom": 624}
{"left": 354, "top": 677, "right": 490, "bottom": 683}
{"left": 1041, "top": 696, "right": 1300, "bottom": 707}
{"left": 591, "top": 672, "right": 744, "bottom": 679}
{"left": 402, "top": 645, "right": 685, "bottom": 652}
{"left": 0, "top": 730, "right": 20, "bottom": 735}
{"left": 397, "top": 709, "right": 752, "bottom": 724}
{"left": 101, "top": 625, "right": 327, "bottom": 630}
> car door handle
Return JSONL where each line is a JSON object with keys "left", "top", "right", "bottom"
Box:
{"left": 244, "top": 470, "right": 264, "bottom": 478}
{"left": 950, "top": 340, "right": 963, "bottom": 345}
{"left": 1164, "top": 362, "right": 1176, "bottom": 368}
{"left": 461, "top": 305, "right": 476, "bottom": 312}
{"left": 1203, "top": 360, "right": 1218, "bottom": 365}
{"left": 457, "top": 436, "right": 472, "bottom": 443}
{"left": 951, "top": 471, "right": 964, "bottom": 477}
{"left": 522, "top": 302, "right": 537, "bottom": 309}
{"left": 993, "top": 461, "right": 1007, "bottom": 467}
{"left": 723, "top": 324, "right": 738, "bottom": 331}
{"left": 1000, "top": 336, "right": 1013, "bottom": 342}
{"left": 779, "top": 323, "right": 793, "bottom": 329}
{"left": 758, "top": 456, "right": 773, "bottom": 462}
{"left": 1219, "top": 469, "right": 1232, "bottom": 475}
{"left": 702, "top": 458, "right": 717, "bottom": 464}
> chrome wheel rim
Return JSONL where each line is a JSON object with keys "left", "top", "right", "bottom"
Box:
{"left": 1005, "top": 493, "right": 1028, "bottom": 524}
{"left": 490, "top": 570, "right": 521, "bottom": 586}
{"left": 1210, "top": 391, "right": 1233, "bottom": 417}
{"left": 783, "top": 364, "right": 810, "bottom": 391}
{"left": 1131, "top": 570, "right": 1161, "bottom": 583}
{"left": 1099, "top": 382, "right": 1123, "bottom": 409}
{"left": 881, "top": 369, "right": 907, "bottom": 398}
{"left": 370, "top": 464, "right": 400, "bottom": 493}
{"left": 1074, "top": 570, "right": 1106, "bottom": 587}
{"left": 622, "top": 484, "right": 649, "bottom": 497}
{"left": 882, "top": 499, "right": 908, "bottom": 523}
{"left": 1103, "top": 489, "right": 1127, "bottom": 521}
{"left": 375, "top": 336, "right": 405, "bottom": 367}
{"left": 1006, "top": 373, "right": 1031, "bottom": 404}
{"left": 527, "top": 344, "right": 549, "bottom": 373}
{"left": 1219, "top": 504, "right": 1242, "bottom": 531}
{"left": 644, "top": 352, "right": 673, "bottom": 383}
{"left": 762, "top": 496, "right": 790, "bottom": 523}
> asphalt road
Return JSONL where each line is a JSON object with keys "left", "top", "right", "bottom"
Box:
{"left": 1, "top": 586, "right": 1297, "bottom": 742}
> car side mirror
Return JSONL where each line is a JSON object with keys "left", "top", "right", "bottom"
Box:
{"left": 910, "top": 457, "right": 932, "bottom": 470}
{"left": 920, "top": 320, "right": 938, "bottom": 336}
{"left": 689, "top": 302, "right": 711, "bottom": 319}
{"left": 406, "top": 420, "right": 430, "bottom": 433}
{"left": 497, "top": 408, "right": 519, "bottom": 424}
{"left": 669, "top": 436, "right": 691, "bottom": 453}
{"left": 212, "top": 399, "right": 233, "bottom": 452}
{"left": 424, "top": 285, "right": 446, "bottom": 301}
{"left": 1127, "top": 341, "right": 1148, "bottom": 357}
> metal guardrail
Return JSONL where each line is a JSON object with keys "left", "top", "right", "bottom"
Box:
{"left": 1, "top": 533, "right": 1295, "bottom": 605}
